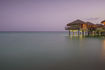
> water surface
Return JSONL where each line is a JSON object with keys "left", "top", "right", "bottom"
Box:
{"left": 0, "top": 32, "right": 105, "bottom": 70}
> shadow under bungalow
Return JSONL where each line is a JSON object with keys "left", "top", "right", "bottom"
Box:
{"left": 65, "top": 19, "right": 105, "bottom": 36}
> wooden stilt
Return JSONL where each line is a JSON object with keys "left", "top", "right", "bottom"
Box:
{"left": 69, "top": 30, "right": 70, "bottom": 36}
{"left": 82, "top": 30, "right": 84, "bottom": 36}
{"left": 93, "top": 31, "right": 95, "bottom": 36}
{"left": 88, "top": 30, "right": 89, "bottom": 36}
{"left": 73, "top": 31, "right": 74, "bottom": 36}
{"left": 84, "top": 30, "right": 86, "bottom": 36}
{"left": 78, "top": 29, "right": 79, "bottom": 36}
{"left": 76, "top": 31, "right": 77, "bottom": 36}
{"left": 99, "top": 31, "right": 100, "bottom": 36}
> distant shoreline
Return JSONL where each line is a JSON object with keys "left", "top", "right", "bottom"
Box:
{"left": 0, "top": 31, "right": 68, "bottom": 33}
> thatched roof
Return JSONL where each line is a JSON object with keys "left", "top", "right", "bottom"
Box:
{"left": 67, "top": 19, "right": 86, "bottom": 26}
{"left": 101, "top": 20, "right": 105, "bottom": 23}
{"left": 86, "top": 22, "right": 94, "bottom": 25}
{"left": 96, "top": 24, "right": 103, "bottom": 27}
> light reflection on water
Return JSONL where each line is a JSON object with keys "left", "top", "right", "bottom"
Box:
{"left": 102, "top": 40, "right": 105, "bottom": 62}
{"left": 0, "top": 32, "right": 105, "bottom": 70}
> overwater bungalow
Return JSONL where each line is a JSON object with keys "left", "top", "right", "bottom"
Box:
{"left": 65, "top": 19, "right": 105, "bottom": 36}
{"left": 101, "top": 20, "right": 105, "bottom": 27}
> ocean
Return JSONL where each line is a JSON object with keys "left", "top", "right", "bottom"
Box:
{"left": 0, "top": 32, "right": 105, "bottom": 70}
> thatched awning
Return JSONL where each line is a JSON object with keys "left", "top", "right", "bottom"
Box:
{"left": 96, "top": 24, "right": 103, "bottom": 27}
{"left": 101, "top": 20, "right": 105, "bottom": 23}
{"left": 86, "top": 22, "right": 94, "bottom": 25}
{"left": 67, "top": 19, "right": 86, "bottom": 26}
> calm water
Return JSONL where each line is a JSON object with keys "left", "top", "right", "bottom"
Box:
{"left": 0, "top": 32, "right": 105, "bottom": 70}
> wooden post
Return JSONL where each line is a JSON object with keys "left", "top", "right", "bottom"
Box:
{"left": 69, "top": 30, "right": 70, "bottom": 35}
{"left": 73, "top": 30, "right": 74, "bottom": 36}
{"left": 98, "top": 31, "right": 99, "bottom": 36}
{"left": 99, "top": 31, "right": 100, "bottom": 36}
{"left": 94, "top": 31, "right": 96, "bottom": 36}
{"left": 98, "top": 31, "right": 101, "bottom": 36}
{"left": 82, "top": 30, "right": 84, "bottom": 36}
{"left": 78, "top": 29, "right": 80, "bottom": 36}
{"left": 93, "top": 31, "right": 94, "bottom": 36}
{"left": 76, "top": 30, "right": 77, "bottom": 36}
{"left": 88, "top": 29, "right": 90, "bottom": 36}
{"left": 84, "top": 30, "right": 86, "bottom": 36}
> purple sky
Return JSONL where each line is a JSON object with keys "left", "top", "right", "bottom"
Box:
{"left": 0, "top": 0, "right": 105, "bottom": 31}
